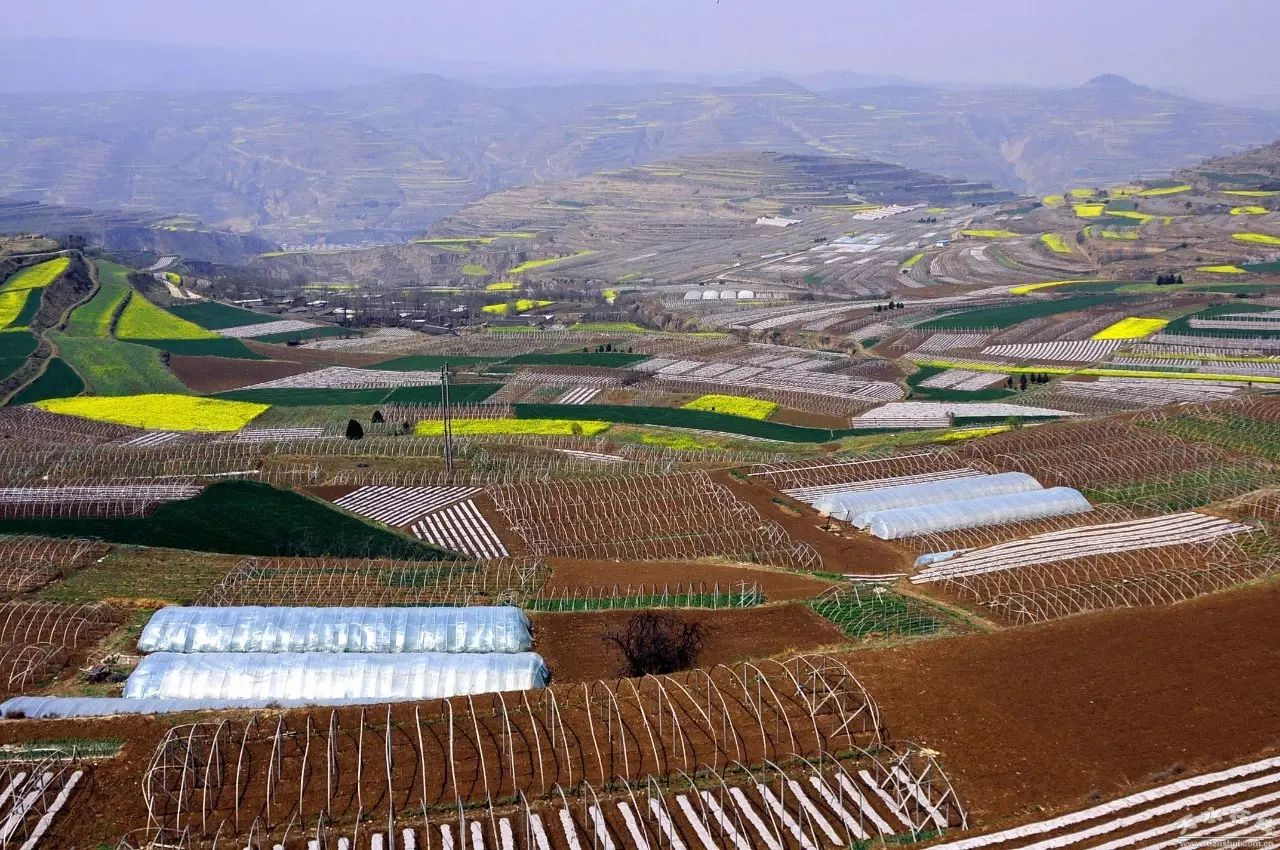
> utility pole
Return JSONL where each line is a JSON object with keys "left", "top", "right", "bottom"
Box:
{"left": 441, "top": 364, "right": 453, "bottom": 474}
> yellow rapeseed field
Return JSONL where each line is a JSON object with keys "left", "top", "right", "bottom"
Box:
{"left": 961, "top": 229, "right": 1019, "bottom": 238}
{"left": 932, "top": 425, "right": 1014, "bottom": 443}
{"left": 0, "top": 257, "right": 70, "bottom": 329}
{"left": 1230, "top": 206, "right": 1268, "bottom": 216}
{"left": 115, "top": 294, "right": 219, "bottom": 340}
{"left": 641, "top": 432, "right": 714, "bottom": 450}
{"left": 1196, "top": 265, "right": 1248, "bottom": 274}
{"left": 1137, "top": 184, "right": 1192, "bottom": 196}
{"left": 1090, "top": 317, "right": 1171, "bottom": 340}
{"left": 1073, "top": 204, "right": 1106, "bottom": 218}
{"left": 507, "top": 251, "right": 594, "bottom": 275}
{"left": 681, "top": 394, "right": 778, "bottom": 420}
{"left": 1009, "top": 279, "right": 1100, "bottom": 295}
{"left": 481, "top": 299, "right": 553, "bottom": 315}
{"left": 34, "top": 394, "right": 268, "bottom": 431}
{"left": 1105, "top": 210, "right": 1154, "bottom": 223}
{"left": 1039, "top": 234, "right": 1072, "bottom": 254}
{"left": 1233, "top": 233, "right": 1280, "bottom": 246}
{"left": 415, "top": 418, "right": 611, "bottom": 437}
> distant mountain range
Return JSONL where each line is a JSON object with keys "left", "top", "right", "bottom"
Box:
{"left": 1, "top": 67, "right": 1277, "bottom": 242}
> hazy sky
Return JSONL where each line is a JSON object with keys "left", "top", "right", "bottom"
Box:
{"left": 14, "top": 0, "right": 1279, "bottom": 98}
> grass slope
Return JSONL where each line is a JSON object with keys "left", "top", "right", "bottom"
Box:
{"left": 170, "top": 301, "right": 270, "bottom": 330}
{"left": 52, "top": 332, "right": 190, "bottom": 395}
{"left": 66, "top": 261, "right": 132, "bottom": 337}
{"left": 0, "top": 481, "right": 453, "bottom": 560}
{"left": 115, "top": 292, "right": 219, "bottom": 340}
{"left": 916, "top": 295, "right": 1127, "bottom": 331}
{"left": 0, "top": 257, "right": 69, "bottom": 330}
{"left": 252, "top": 325, "right": 352, "bottom": 344}
{"left": 512, "top": 403, "right": 853, "bottom": 443}
{"left": 127, "top": 338, "right": 267, "bottom": 359}
{"left": 7, "top": 358, "right": 84, "bottom": 404}
{"left": 0, "top": 329, "right": 39, "bottom": 384}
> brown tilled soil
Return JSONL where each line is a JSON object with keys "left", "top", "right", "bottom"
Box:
{"left": 473, "top": 491, "right": 527, "bottom": 555}
{"left": 844, "top": 580, "right": 1280, "bottom": 828}
{"left": 712, "top": 469, "right": 917, "bottom": 574}
{"left": 542, "top": 558, "right": 838, "bottom": 601}
{"left": 244, "top": 340, "right": 390, "bottom": 367}
{"left": 304, "top": 484, "right": 360, "bottom": 503}
{"left": 768, "top": 408, "right": 851, "bottom": 429}
{"left": 168, "top": 354, "right": 316, "bottom": 392}
{"left": 532, "top": 603, "right": 849, "bottom": 683}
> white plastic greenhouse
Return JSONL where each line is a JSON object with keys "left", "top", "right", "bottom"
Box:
{"left": 123, "top": 651, "right": 549, "bottom": 701}
{"left": 137, "top": 605, "right": 532, "bottom": 654}
{"left": 812, "top": 472, "right": 1041, "bottom": 523}
{"left": 860, "top": 487, "right": 1093, "bottom": 540}
{"left": 0, "top": 695, "right": 422, "bottom": 719}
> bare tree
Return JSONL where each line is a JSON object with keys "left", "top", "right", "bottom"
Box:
{"left": 605, "top": 612, "right": 707, "bottom": 677}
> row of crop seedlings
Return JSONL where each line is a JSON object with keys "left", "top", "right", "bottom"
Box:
{"left": 489, "top": 472, "right": 823, "bottom": 571}
{"left": 909, "top": 511, "right": 1276, "bottom": 623}
{"left": 807, "top": 585, "right": 961, "bottom": 639}
{"left": 948, "top": 417, "right": 1278, "bottom": 513}
{"left": 132, "top": 656, "right": 967, "bottom": 849}
{"left": 949, "top": 419, "right": 1224, "bottom": 483}
{"left": 527, "top": 581, "right": 763, "bottom": 612}
{"left": 1139, "top": 395, "right": 1280, "bottom": 463}
{"left": 197, "top": 557, "right": 549, "bottom": 608}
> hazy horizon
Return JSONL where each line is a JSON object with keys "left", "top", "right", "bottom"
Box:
{"left": 6, "top": 0, "right": 1279, "bottom": 101}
